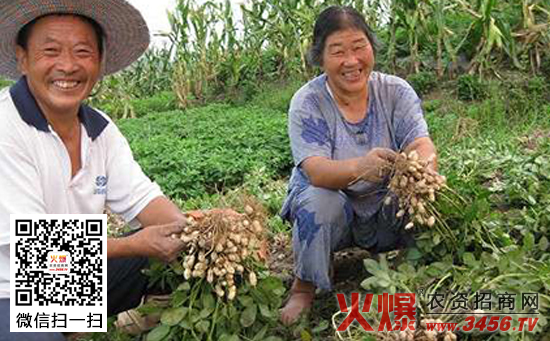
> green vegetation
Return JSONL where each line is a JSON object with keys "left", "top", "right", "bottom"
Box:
{"left": 456, "top": 74, "right": 487, "bottom": 101}
{"left": 88, "top": 0, "right": 550, "bottom": 119}
{"left": 118, "top": 103, "right": 291, "bottom": 200}
{"left": 2, "top": 1, "right": 549, "bottom": 338}
{"left": 0, "top": 77, "right": 13, "bottom": 89}
{"left": 27, "top": 0, "right": 545, "bottom": 340}
{"left": 406, "top": 71, "right": 438, "bottom": 97}
{"left": 142, "top": 275, "right": 286, "bottom": 341}
{"left": 83, "top": 74, "right": 550, "bottom": 341}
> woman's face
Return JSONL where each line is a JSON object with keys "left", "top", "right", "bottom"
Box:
{"left": 321, "top": 28, "right": 374, "bottom": 96}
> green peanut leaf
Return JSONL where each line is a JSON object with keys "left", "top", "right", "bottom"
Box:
{"left": 160, "top": 307, "right": 188, "bottom": 326}
{"left": 240, "top": 304, "right": 257, "bottom": 328}
{"left": 195, "top": 320, "right": 210, "bottom": 334}
{"left": 146, "top": 325, "right": 170, "bottom": 341}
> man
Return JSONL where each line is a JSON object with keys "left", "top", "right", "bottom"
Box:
{"left": 0, "top": 1, "right": 189, "bottom": 340}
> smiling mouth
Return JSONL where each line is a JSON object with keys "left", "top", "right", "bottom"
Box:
{"left": 342, "top": 69, "right": 362, "bottom": 81}
{"left": 52, "top": 80, "right": 81, "bottom": 90}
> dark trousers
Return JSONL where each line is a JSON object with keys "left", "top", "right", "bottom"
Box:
{"left": 0, "top": 256, "right": 150, "bottom": 341}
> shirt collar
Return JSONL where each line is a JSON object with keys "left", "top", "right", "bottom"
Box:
{"left": 9, "top": 76, "right": 109, "bottom": 141}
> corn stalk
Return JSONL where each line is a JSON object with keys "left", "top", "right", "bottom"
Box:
{"left": 455, "top": 0, "right": 517, "bottom": 75}
{"left": 169, "top": 0, "right": 193, "bottom": 107}
{"left": 394, "top": 0, "right": 429, "bottom": 74}
{"left": 428, "top": 0, "right": 458, "bottom": 78}
{"left": 513, "top": 0, "right": 550, "bottom": 73}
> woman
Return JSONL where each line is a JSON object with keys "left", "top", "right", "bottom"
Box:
{"left": 279, "top": 6, "right": 438, "bottom": 324}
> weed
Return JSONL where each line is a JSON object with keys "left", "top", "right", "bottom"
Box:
{"left": 407, "top": 71, "right": 438, "bottom": 97}
{"left": 457, "top": 74, "right": 486, "bottom": 101}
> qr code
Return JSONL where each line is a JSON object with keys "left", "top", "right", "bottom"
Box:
{"left": 10, "top": 214, "right": 107, "bottom": 332}
{"left": 13, "top": 217, "right": 104, "bottom": 306}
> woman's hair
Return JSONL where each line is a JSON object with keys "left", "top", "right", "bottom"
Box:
{"left": 307, "top": 6, "right": 378, "bottom": 67}
{"left": 16, "top": 14, "right": 105, "bottom": 57}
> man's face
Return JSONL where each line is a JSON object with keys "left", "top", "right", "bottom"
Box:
{"left": 15, "top": 15, "right": 101, "bottom": 116}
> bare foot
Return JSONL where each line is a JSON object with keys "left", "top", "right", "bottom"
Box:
{"left": 280, "top": 279, "right": 315, "bottom": 325}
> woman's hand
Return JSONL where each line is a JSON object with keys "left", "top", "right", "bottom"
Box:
{"left": 355, "top": 147, "right": 397, "bottom": 183}
{"left": 404, "top": 137, "right": 438, "bottom": 172}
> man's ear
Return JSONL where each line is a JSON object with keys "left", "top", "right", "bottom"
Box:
{"left": 15, "top": 45, "right": 28, "bottom": 75}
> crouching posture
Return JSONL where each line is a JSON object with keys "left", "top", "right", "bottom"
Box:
{"left": 279, "top": 6, "right": 438, "bottom": 325}
{"left": 0, "top": 1, "right": 203, "bottom": 339}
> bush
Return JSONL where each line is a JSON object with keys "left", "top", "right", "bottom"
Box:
{"left": 457, "top": 74, "right": 486, "bottom": 101}
{"left": 91, "top": 90, "right": 178, "bottom": 120}
{"left": 498, "top": 74, "right": 549, "bottom": 118}
{"left": 118, "top": 104, "right": 292, "bottom": 200}
{"left": 539, "top": 55, "right": 550, "bottom": 81}
{"left": 132, "top": 91, "right": 178, "bottom": 118}
{"left": 406, "top": 71, "right": 437, "bottom": 97}
{"left": 526, "top": 76, "right": 548, "bottom": 98}
{"left": 0, "top": 78, "right": 13, "bottom": 89}
{"left": 247, "top": 80, "right": 302, "bottom": 113}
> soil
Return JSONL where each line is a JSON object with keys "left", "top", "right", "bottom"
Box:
{"left": 67, "top": 216, "right": 373, "bottom": 341}
{"left": 267, "top": 232, "right": 371, "bottom": 290}
{"left": 267, "top": 231, "right": 374, "bottom": 338}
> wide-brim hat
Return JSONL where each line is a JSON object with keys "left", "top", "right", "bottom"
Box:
{"left": 0, "top": 0, "right": 150, "bottom": 79}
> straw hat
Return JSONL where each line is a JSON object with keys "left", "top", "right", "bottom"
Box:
{"left": 0, "top": 0, "right": 150, "bottom": 79}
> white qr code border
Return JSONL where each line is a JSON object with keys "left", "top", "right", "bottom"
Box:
{"left": 10, "top": 214, "right": 107, "bottom": 333}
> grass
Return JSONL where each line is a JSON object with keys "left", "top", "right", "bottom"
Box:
{"left": 87, "top": 72, "right": 550, "bottom": 341}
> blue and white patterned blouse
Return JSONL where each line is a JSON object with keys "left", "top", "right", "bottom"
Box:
{"left": 281, "top": 71, "right": 429, "bottom": 222}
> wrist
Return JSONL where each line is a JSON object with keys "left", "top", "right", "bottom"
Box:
{"left": 352, "top": 157, "right": 364, "bottom": 179}
{"left": 107, "top": 235, "right": 139, "bottom": 258}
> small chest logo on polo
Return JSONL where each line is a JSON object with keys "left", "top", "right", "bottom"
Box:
{"left": 94, "top": 175, "right": 108, "bottom": 195}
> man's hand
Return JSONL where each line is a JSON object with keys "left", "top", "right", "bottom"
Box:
{"left": 128, "top": 221, "right": 186, "bottom": 263}
{"left": 355, "top": 148, "right": 397, "bottom": 183}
